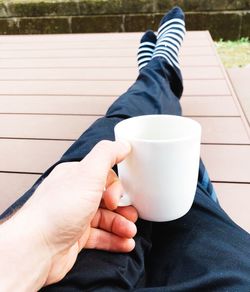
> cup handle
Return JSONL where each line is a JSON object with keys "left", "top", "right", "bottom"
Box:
{"left": 118, "top": 193, "right": 132, "bottom": 207}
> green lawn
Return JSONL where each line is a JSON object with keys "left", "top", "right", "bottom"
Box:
{"left": 215, "top": 38, "right": 250, "bottom": 68}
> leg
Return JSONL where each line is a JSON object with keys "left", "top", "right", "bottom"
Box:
{"left": 133, "top": 8, "right": 250, "bottom": 291}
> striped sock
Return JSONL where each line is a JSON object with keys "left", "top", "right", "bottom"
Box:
{"left": 152, "top": 6, "right": 186, "bottom": 69}
{"left": 137, "top": 30, "right": 157, "bottom": 71}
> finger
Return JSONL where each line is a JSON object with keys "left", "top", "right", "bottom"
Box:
{"left": 115, "top": 206, "right": 138, "bottom": 223}
{"left": 80, "top": 140, "right": 131, "bottom": 177}
{"left": 102, "top": 169, "right": 122, "bottom": 210}
{"left": 103, "top": 179, "right": 124, "bottom": 210}
{"left": 91, "top": 208, "right": 137, "bottom": 239}
{"left": 105, "top": 169, "right": 119, "bottom": 188}
{"left": 85, "top": 228, "right": 135, "bottom": 252}
{"left": 98, "top": 203, "right": 138, "bottom": 224}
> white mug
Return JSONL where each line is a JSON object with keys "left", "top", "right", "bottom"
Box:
{"left": 114, "top": 115, "right": 201, "bottom": 222}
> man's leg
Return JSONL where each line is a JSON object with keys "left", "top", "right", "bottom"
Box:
{"left": 139, "top": 15, "right": 250, "bottom": 287}
{"left": 134, "top": 7, "right": 249, "bottom": 291}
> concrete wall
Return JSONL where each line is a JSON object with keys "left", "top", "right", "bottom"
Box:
{"left": 0, "top": 0, "right": 249, "bottom": 40}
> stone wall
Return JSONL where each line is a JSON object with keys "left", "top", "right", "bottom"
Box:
{"left": 0, "top": 0, "right": 249, "bottom": 40}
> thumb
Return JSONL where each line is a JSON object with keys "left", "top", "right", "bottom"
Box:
{"left": 80, "top": 140, "right": 131, "bottom": 176}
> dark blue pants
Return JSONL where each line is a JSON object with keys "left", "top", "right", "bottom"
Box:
{"left": 1, "top": 58, "right": 250, "bottom": 291}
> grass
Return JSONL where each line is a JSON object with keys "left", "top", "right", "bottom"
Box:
{"left": 215, "top": 38, "right": 250, "bottom": 68}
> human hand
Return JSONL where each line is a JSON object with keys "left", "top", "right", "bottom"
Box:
{"left": 0, "top": 140, "right": 137, "bottom": 290}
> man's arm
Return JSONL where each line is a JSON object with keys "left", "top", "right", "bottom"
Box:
{"left": 0, "top": 209, "right": 51, "bottom": 291}
{"left": 0, "top": 140, "right": 137, "bottom": 291}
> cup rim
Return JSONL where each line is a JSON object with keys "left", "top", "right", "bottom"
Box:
{"left": 114, "top": 114, "right": 201, "bottom": 143}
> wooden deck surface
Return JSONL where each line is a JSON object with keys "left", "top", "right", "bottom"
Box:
{"left": 0, "top": 31, "right": 249, "bottom": 232}
{"left": 228, "top": 67, "right": 250, "bottom": 128}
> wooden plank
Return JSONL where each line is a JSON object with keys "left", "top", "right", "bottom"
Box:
{"left": 0, "top": 48, "right": 138, "bottom": 58}
{"left": 0, "top": 31, "right": 210, "bottom": 43}
{"left": 0, "top": 39, "right": 211, "bottom": 50}
{"left": 3, "top": 180, "right": 249, "bottom": 230}
{"left": 0, "top": 173, "right": 39, "bottom": 215}
{"left": 0, "top": 56, "right": 218, "bottom": 68}
{"left": 0, "top": 32, "right": 144, "bottom": 43}
{"left": 1, "top": 115, "right": 249, "bottom": 145}
{"left": 0, "top": 95, "right": 239, "bottom": 117}
{"left": 0, "top": 80, "right": 132, "bottom": 95}
{"left": 214, "top": 183, "right": 250, "bottom": 233}
{"left": 0, "top": 140, "right": 249, "bottom": 182}
{"left": 201, "top": 144, "right": 250, "bottom": 183}
{"left": 0, "top": 139, "right": 73, "bottom": 173}
{"left": 183, "top": 80, "right": 230, "bottom": 96}
{"left": 0, "top": 68, "right": 139, "bottom": 81}
{"left": 0, "top": 80, "right": 230, "bottom": 96}
{"left": 0, "top": 66, "right": 223, "bottom": 81}
{"left": 0, "top": 46, "right": 214, "bottom": 58}
{"left": 0, "top": 95, "right": 117, "bottom": 115}
{"left": 1, "top": 181, "right": 250, "bottom": 232}
{"left": 0, "top": 57, "right": 140, "bottom": 68}
{"left": 180, "top": 46, "right": 214, "bottom": 56}
{"left": 0, "top": 41, "right": 139, "bottom": 50}
{"left": 181, "top": 96, "right": 239, "bottom": 117}
{"left": 0, "top": 114, "right": 99, "bottom": 140}
{"left": 182, "top": 67, "right": 223, "bottom": 80}
{"left": 194, "top": 117, "right": 250, "bottom": 144}
{"left": 1, "top": 181, "right": 249, "bottom": 234}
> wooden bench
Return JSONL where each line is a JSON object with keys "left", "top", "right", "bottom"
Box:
{"left": 0, "top": 31, "right": 249, "bottom": 232}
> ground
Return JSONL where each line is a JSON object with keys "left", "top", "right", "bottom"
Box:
{"left": 215, "top": 38, "right": 250, "bottom": 68}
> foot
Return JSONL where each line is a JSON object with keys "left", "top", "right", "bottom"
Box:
{"left": 137, "top": 30, "right": 157, "bottom": 71}
{"left": 152, "top": 6, "right": 186, "bottom": 69}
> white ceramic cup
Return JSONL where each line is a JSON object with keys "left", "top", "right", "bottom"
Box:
{"left": 114, "top": 115, "right": 201, "bottom": 222}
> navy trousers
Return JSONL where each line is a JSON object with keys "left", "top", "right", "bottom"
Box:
{"left": 1, "top": 58, "right": 250, "bottom": 291}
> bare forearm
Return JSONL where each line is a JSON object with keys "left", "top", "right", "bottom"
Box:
{"left": 0, "top": 209, "right": 50, "bottom": 291}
